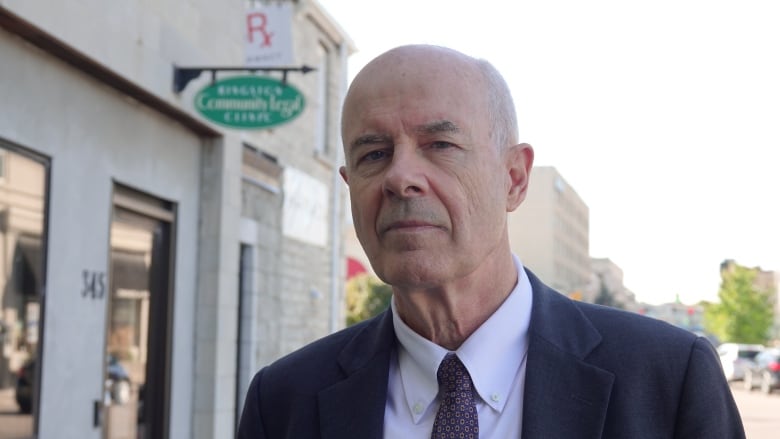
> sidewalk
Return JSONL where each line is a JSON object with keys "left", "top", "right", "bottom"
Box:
{"left": 0, "top": 388, "right": 33, "bottom": 439}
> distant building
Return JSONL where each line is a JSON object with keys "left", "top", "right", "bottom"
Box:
{"left": 509, "top": 166, "right": 590, "bottom": 296}
{"left": 641, "top": 302, "right": 706, "bottom": 335}
{"left": 587, "top": 257, "right": 637, "bottom": 310}
{"left": 721, "top": 259, "right": 777, "bottom": 291}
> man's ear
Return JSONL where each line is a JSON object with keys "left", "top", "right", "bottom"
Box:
{"left": 506, "top": 143, "right": 534, "bottom": 212}
{"left": 339, "top": 166, "right": 349, "bottom": 185}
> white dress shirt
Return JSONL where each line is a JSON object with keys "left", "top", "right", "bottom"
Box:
{"left": 384, "top": 254, "right": 533, "bottom": 438}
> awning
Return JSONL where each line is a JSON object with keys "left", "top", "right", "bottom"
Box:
{"left": 346, "top": 257, "right": 367, "bottom": 280}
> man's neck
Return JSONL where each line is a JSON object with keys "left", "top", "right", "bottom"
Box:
{"left": 392, "top": 253, "right": 518, "bottom": 350}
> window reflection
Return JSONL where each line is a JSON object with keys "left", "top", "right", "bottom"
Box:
{"left": 0, "top": 146, "right": 47, "bottom": 438}
{"left": 105, "top": 198, "right": 172, "bottom": 439}
{"left": 105, "top": 218, "right": 153, "bottom": 439}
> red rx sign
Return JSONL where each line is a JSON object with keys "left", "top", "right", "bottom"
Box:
{"left": 245, "top": 4, "right": 294, "bottom": 67}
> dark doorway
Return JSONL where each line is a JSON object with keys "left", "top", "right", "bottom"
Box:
{"left": 104, "top": 186, "right": 174, "bottom": 439}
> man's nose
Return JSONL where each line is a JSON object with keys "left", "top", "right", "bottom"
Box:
{"left": 382, "top": 146, "right": 427, "bottom": 198}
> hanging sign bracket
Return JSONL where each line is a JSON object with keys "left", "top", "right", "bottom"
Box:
{"left": 173, "top": 65, "right": 315, "bottom": 93}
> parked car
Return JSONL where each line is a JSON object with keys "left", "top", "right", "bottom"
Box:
{"left": 744, "top": 348, "right": 780, "bottom": 394}
{"left": 15, "top": 354, "right": 131, "bottom": 414}
{"left": 717, "top": 343, "right": 764, "bottom": 381}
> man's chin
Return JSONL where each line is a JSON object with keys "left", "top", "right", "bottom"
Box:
{"left": 376, "top": 263, "right": 447, "bottom": 289}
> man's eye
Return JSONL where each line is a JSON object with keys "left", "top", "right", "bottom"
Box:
{"left": 430, "top": 141, "right": 454, "bottom": 149}
{"left": 361, "top": 150, "right": 388, "bottom": 163}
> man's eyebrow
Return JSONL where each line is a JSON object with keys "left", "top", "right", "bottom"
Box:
{"left": 348, "top": 121, "right": 458, "bottom": 149}
{"left": 415, "top": 120, "right": 460, "bottom": 136}
{"left": 350, "top": 133, "right": 392, "bottom": 149}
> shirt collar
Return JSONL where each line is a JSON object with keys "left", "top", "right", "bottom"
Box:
{"left": 391, "top": 254, "right": 533, "bottom": 423}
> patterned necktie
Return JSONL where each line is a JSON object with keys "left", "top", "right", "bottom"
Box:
{"left": 431, "top": 353, "right": 479, "bottom": 439}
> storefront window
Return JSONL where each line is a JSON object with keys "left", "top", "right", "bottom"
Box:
{"left": 0, "top": 143, "right": 48, "bottom": 439}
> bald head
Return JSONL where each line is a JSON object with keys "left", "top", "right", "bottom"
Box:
{"left": 342, "top": 45, "right": 519, "bottom": 152}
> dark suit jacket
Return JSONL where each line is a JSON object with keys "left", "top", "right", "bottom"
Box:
{"left": 238, "top": 270, "right": 745, "bottom": 438}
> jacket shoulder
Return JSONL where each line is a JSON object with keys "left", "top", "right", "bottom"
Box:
{"left": 238, "top": 312, "right": 394, "bottom": 438}
{"left": 259, "top": 310, "right": 392, "bottom": 392}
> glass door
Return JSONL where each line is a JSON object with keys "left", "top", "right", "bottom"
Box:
{"left": 104, "top": 187, "right": 174, "bottom": 439}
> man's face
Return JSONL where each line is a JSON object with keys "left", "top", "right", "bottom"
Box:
{"left": 340, "top": 50, "right": 522, "bottom": 288}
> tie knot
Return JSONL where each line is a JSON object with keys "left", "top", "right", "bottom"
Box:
{"left": 436, "top": 354, "right": 473, "bottom": 395}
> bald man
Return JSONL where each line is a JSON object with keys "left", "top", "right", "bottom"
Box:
{"left": 238, "top": 45, "right": 744, "bottom": 439}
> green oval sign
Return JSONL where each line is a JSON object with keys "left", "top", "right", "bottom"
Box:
{"left": 194, "top": 75, "right": 305, "bottom": 129}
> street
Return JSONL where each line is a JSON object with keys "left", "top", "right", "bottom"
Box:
{"left": 0, "top": 388, "right": 32, "bottom": 439}
{"left": 731, "top": 383, "right": 780, "bottom": 439}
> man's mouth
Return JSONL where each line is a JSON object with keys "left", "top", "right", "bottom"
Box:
{"left": 381, "top": 220, "right": 441, "bottom": 234}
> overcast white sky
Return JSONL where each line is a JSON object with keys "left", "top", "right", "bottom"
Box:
{"left": 317, "top": 0, "right": 780, "bottom": 305}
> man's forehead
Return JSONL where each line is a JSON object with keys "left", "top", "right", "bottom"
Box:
{"left": 342, "top": 46, "right": 488, "bottom": 147}
{"left": 365, "top": 45, "right": 476, "bottom": 73}
{"left": 345, "top": 47, "right": 481, "bottom": 100}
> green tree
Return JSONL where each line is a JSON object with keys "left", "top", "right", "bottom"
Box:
{"left": 704, "top": 262, "right": 774, "bottom": 344}
{"left": 345, "top": 274, "right": 393, "bottom": 326}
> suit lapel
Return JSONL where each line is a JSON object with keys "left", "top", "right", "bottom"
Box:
{"left": 522, "top": 270, "right": 615, "bottom": 438}
{"left": 315, "top": 271, "right": 616, "bottom": 438}
{"left": 319, "top": 310, "right": 395, "bottom": 439}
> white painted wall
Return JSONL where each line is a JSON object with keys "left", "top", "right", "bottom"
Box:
{"left": 1, "top": 1, "right": 355, "bottom": 438}
{"left": 0, "top": 28, "right": 201, "bottom": 439}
